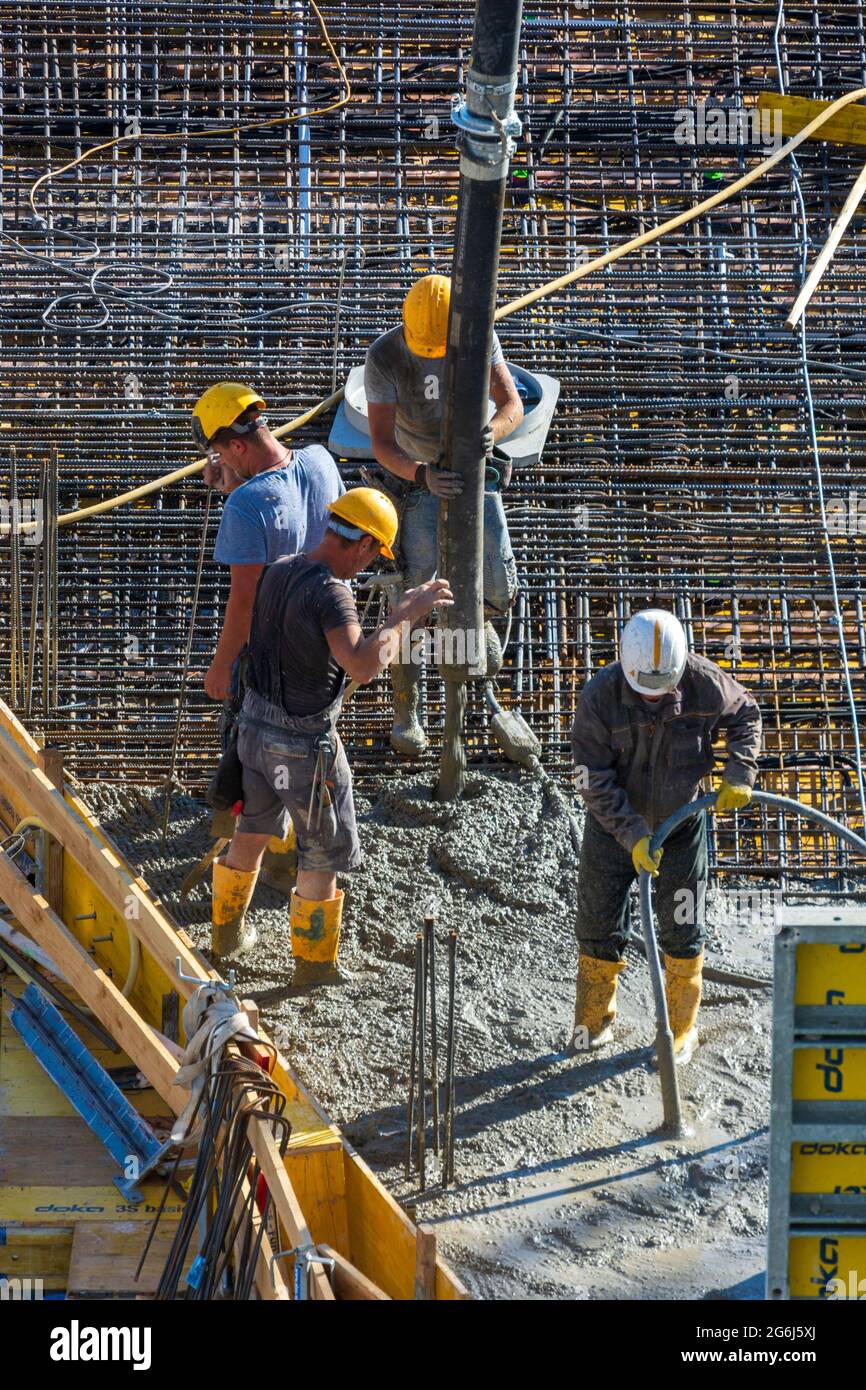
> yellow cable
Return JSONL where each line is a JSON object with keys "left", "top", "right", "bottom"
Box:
{"left": 43, "top": 84, "right": 866, "bottom": 530}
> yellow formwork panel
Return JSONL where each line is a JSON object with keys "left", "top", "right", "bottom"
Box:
{"left": 791, "top": 1144, "right": 866, "bottom": 1195}
{"left": 795, "top": 944, "right": 866, "bottom": 1006}
{"left": 793, "top": 1046, "right": 866, "bottom": 1102}
{"left": 788, "top": 1234, "right": 866, "bottom": 1298}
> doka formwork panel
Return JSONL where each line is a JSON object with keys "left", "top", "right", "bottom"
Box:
{"left": 1, "top": 1, "right": 866, "bottom": 882}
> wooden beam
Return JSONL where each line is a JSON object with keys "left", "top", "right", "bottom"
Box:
{"left": 0, "top": 722, "right": 212, "bottom": 996}
{"left": 36, "top": 746, "right": 64, "bottom": 916}
{"left": 414, "top": 1224, "right": 437, "bottom": 1300}
{"left": 0, "top": 849, "right": 187, "bottom": 1114}
{"left": 787, "top": 160, "right": 866, "bottom": 328}
{"left": 319, "top": 1244, "right": 390, "bottom": 1301}
{"left": 758, "top": 92, "right": 866, "bottom": 149}
{"left": 236, "top": 1053, "right": 334, "bottom": 1302}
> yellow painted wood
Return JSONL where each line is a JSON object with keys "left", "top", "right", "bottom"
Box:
{"left": 286, "top": 1148, "right": 350, "bottom": 1253}
{"left": 0, "top": 1185, "right": 187, "bottom": 1223}
{"left": 0, "top": 698, "right": 467, "bottom": 1299}
{"left": 793, "top": 1045, "right": 866, "bottom": 1102}
{"left": 791, "top": 1144, "right": 866, "bottom": 1195}
{"left": 788, "top": 1234, "right": 866, "bottom": 1298}
{"left": 0, "top": 853, "right": 187, "bottom": 1113}
{"left": 344, "top": 1148, "right": 469, "bottom": 1301}
{"left": 795, "top": 943, "right": 866, "bottom": 1005}
{"left": 758, "top": 92, "right": 866, "bottom": 149}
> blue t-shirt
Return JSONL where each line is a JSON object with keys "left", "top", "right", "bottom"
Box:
{"left": 213, "top": 445, "right": 344, "bottom": 566}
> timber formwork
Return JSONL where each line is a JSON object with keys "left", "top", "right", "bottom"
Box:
{"left": 2, "top": 2, "right": 866, "bottom": 883}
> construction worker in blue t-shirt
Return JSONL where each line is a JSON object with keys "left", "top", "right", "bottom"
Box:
{"left": 192, "top": 382, "right": 344, "bottom": 892}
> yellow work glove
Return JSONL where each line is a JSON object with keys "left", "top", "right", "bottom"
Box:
{"left": 714, "top": 780, "right": 753, "bottom": 813}
{"left": 632, "top": 836, "right": 663, "bottom": 877}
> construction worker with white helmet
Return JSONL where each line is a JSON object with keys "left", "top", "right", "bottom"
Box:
{"left": 211, "top": 486, "right": 453, "bottom": 980}
{"left": 364, "top": 273, "right": 524, "bottom": 755}
{"left": 569, "top": 608, "right": 762, "bottom": 1065}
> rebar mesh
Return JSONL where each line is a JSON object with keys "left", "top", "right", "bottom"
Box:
{"left": 2, "top": 1, "right": 866, "bottom": 881}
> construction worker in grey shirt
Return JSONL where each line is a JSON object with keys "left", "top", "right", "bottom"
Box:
{"left": 569, "top": 609, "right": 762, "bottom": 1065}
{"left": 364, "top": 272, "right": 524, "bottom": 755}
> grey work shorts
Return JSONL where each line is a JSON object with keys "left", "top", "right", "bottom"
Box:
{"left": 236, "top": 710, "right": 362, "bottom": 875}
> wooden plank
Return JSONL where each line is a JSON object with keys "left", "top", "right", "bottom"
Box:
{"left": 36, "top": 746, "right": 65, "bottom": 916}
{"left": 414, "top": 1223, "right": 436, "bottom": 1300}
{"left": 319, "top": 1243, "right": 390, "bottom": 1301}
{"left": 0, "top": 1185, "right": 187, "bottom": 1223}
{"left": 0, "top": 722, "right": 211, "bottom": 996}
{"left": 239, "top": 1053, "right": 334, "bottom": 1302}
{"left": 787, "top": 160, "right": 866, "bottom": 328}
{"left": 0, "top": 1115, "right": 171, "bottom": 1186}
{"left": 235, "top": 1176, "right": 291, "bottom": 1302}
{"left": 758, "top": 92, "right": 866, "bottom": 148}
{"left": 67, "top": 1220, "right": 193, "bottom": 1298}
{"left": 0, "top": 850, "right": 187, "bottom": 1113}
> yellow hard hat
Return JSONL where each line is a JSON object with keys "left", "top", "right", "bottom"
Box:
{"left": 402, "top": 274, "right": 451, "bottom": 358}
{"left": 327, "top": 487, "right": 399, "bottom": 560}
{"left": 192, "top": 382, "right": 266, "bottom": 449}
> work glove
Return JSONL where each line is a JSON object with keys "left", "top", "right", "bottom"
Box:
{"left": 481, "top": 422, "right": 495, "bottom": 456}
{"left": 714, "top": 780, "right": 753, "bottom": 813}
{"left": 424, "top": 462, "right": 463, "bottom": 499}
{"left": 632, "top": 836, "right": 663, "bottom": 877}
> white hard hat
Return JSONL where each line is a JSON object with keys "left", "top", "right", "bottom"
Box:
{"left": 621, "top": 609, "right": 688, "bottom": 696}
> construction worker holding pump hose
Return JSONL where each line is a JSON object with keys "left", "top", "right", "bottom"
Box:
{"left": 569, "top": 609, "right": 763, "bottom": 1066}
{"left": 211, "top": 487, "right": 453, "bottom": 980}
{"left": 364, "top": 273, "right": 525, "bottom": 755}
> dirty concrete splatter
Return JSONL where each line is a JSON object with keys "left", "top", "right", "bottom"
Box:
{"left": 89, "top": 770, "right": 778, "bottom": 1300}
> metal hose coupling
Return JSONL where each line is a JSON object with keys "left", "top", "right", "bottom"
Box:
{"left": 451, "top": 68, "right": 522, "bottom": 180}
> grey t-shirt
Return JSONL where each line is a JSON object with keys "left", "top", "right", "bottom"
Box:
{"left": 364, "top": 326, "right": 505, "bottom": 464}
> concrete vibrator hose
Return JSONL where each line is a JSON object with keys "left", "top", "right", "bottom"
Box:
{"left": 639, "top": 790, "right": 866, "bottom": 1140}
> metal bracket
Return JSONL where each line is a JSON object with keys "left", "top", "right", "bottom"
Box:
{"left": 270, "top": 1244, "right": 336, "bottom": 1300}
{"left": 174, "top": 954, "right": 236, "bottom": 993}
{"left": 450, "top": 93, "right": 522, "bottom": 167}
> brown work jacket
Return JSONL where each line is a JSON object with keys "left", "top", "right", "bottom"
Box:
{"left": 570, "top": 653, "right": 762, "bottom": 852}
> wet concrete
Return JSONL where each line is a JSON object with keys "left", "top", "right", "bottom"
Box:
{"left": 87, "top": 770, "right": 779, "bottom": 1300}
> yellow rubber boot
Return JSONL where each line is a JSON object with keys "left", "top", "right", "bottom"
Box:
{"left": 211, "top": 859, "right": 259, "bottom": 959}
{"left": 290, "top": 889, "right": 344, "bottom": 986}
{"left": 567, "top": 954, "right": 626, "bottom": 1054}
{"left": 663, "top": 950, "right": 704, "bottom": 1065}
{"left": 259, "top": 820, "right": 298, "bottom": 897}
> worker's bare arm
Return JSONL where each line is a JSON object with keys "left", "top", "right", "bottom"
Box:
{"left": 367, "top": 401, "right": 463, "bottom": 498}
{"left": 366, "top": 401, "right": 424, "bottom": 483}
{"left": 326, "top": 578, "right": 454, "bottom": 683}
{"left": 489, "top": 361, "right": 524, "bottom": 444}
{"left": 204, "top": 562, "right": 264, "bottom": 700}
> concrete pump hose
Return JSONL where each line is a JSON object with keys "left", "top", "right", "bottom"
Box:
{"left": 639, "top": 790, "right": 866, "bottom": 1139}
